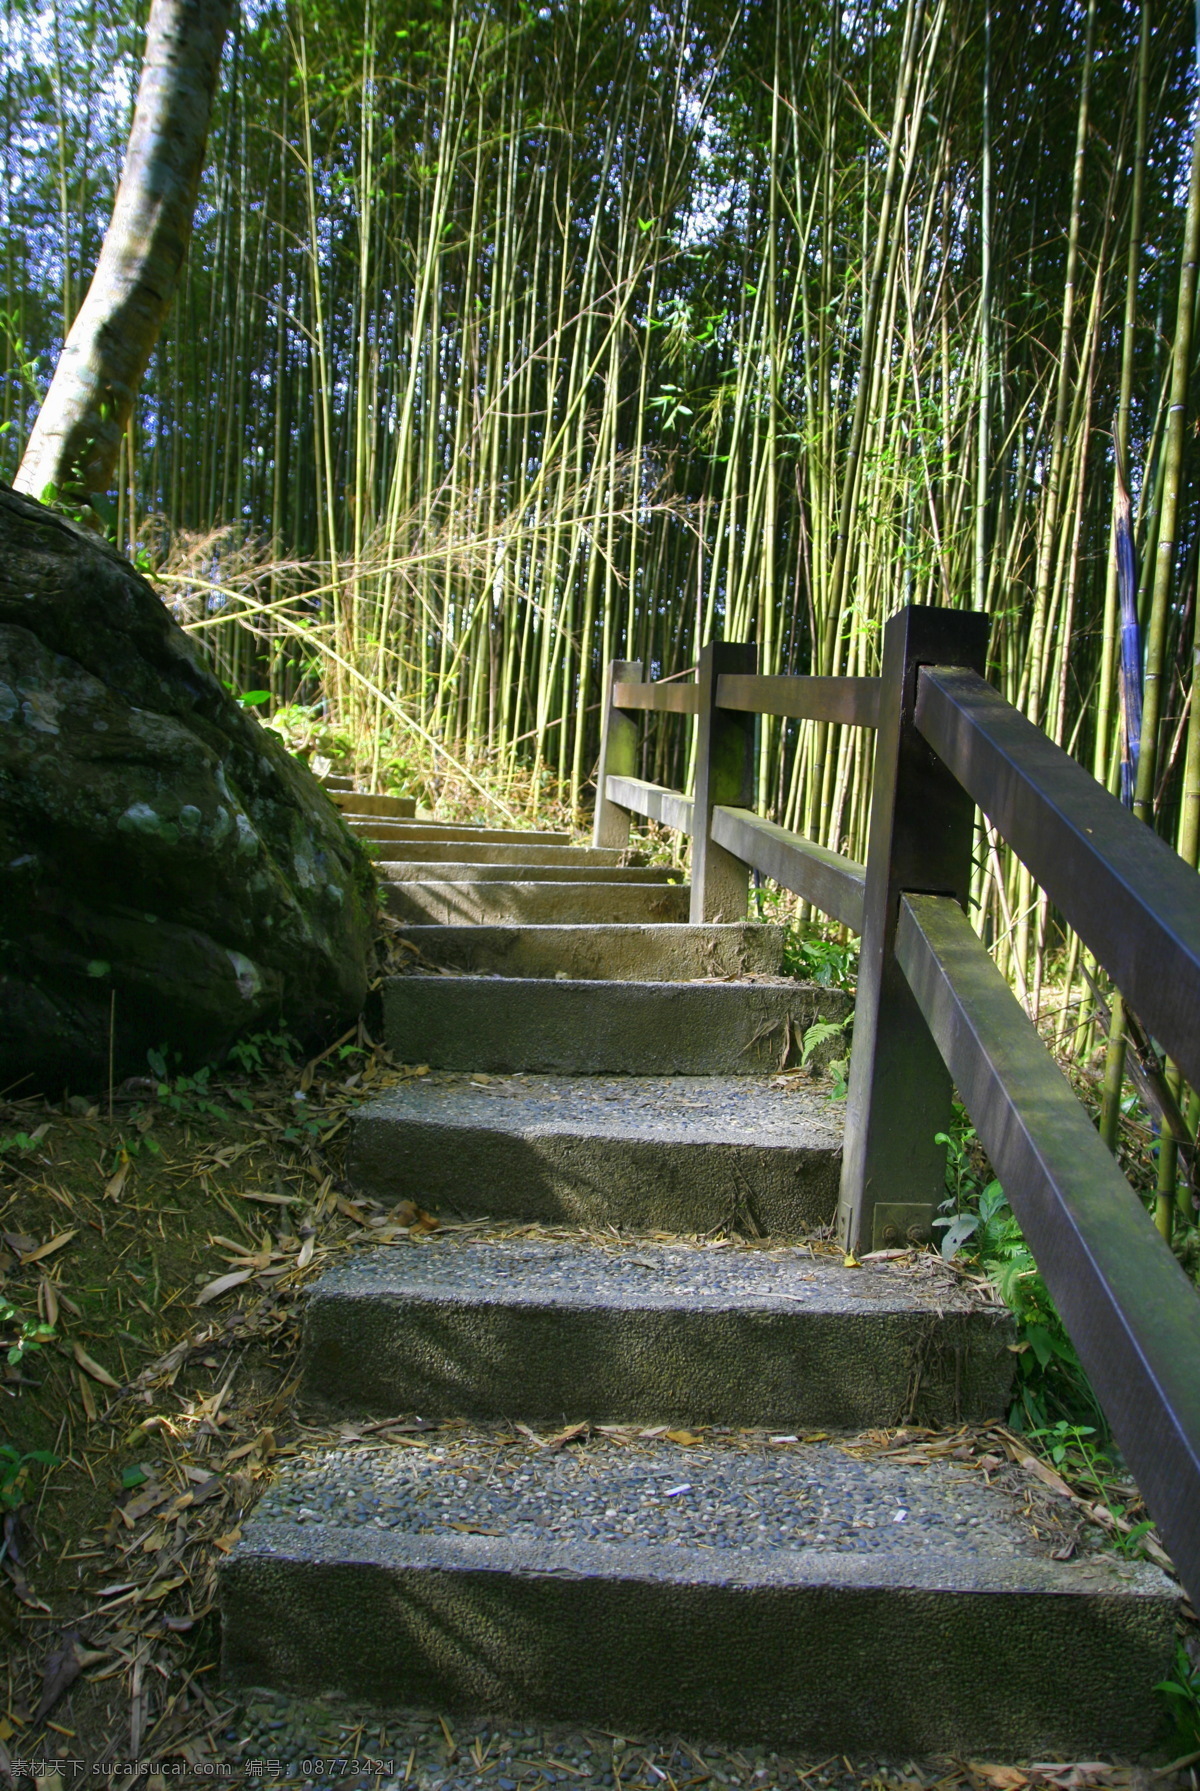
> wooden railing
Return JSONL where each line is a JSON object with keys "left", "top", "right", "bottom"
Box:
{"left": 595, "top": 603, "right": 1200, "bottom": 1609}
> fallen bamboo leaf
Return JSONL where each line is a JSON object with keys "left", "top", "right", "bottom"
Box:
{"left": 665, "top": 1429, "right": 703, "bottom": 1447}
{"left": 194, "top": 1269, "right": 255, "bottom": 1305}
{"left": 237, "top": 1190, "right": 303, "bottom": 1206}
{"left": 38, "top": 1277, "right": 59, "bottom": 1329}
{"left": 76, "top": 1370, "right": 98, "bottom": 1421}
{"left": 1015, "top": 1451, "right": 1073, "bottom": 1499}
{"left": 104, "top": 1159, "right": 130, "bottom": 1201}
{"left": 544, "top": 1421, "right": 589, "bottom": 1451}
{"left": 296, "top": 1234, "right": 315, "bottom": 1270}
{"left": 72, "top": 1341, "right": 120, "bottom": 1388}
{"left": 34, "top": 1631, "right": 108, "bottom": 1723}
{"left": 119, "top": 1483, "right": 171, "bottom": 1527}
{"left": 213, "top": 1528, "right": 242, "bottom": 1552}
{"left": 20, "top": 1229, "right": 77, "bottom": 1265}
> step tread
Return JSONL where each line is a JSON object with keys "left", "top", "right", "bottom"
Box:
{"left": 303, "top": 1234, "right": 1013, "bottom": 1427}
{"left": 380, "top": 882, "right": 691, "bottom": 925}
{"left": 349, "top": 820, "right": 572, "bottom": 842}
{"left": 377, "top": 861, "right": 681, "bottom": 882}
{"left": 222, "top": 1430, "right": 1176, "bottom": 1753}
{"left": 368, "top": 843, "right": 626, "bottom": 864}
{"left": 311, "top": 1236, "right": 975, "bottom": 1314}
{"left": 354, "top": 1070, "right": 840, "bottom": 1148}
{"left": 231, "top": 1431, "right": 1165, "bottom": 1592}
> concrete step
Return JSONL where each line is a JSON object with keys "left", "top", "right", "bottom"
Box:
{"left": 320, "top": 774, "right": 355, "bottom": 791}
{"left": 346, "top": 818, "right": 571, "bottom": 845}
{"left": 378, "top": 860, "right": 679, "bottom": 886}
{"left": 367, "top": 841, "right": 626, "bottom": 867}
{"left": 301, "top": 1237, "right": 1015, "bottom": 1428}
{"left": 221, "top": 1431, "right": 1176, "bottom": 1755}
{"left": 392, "top": 922, "right": 785, "bottom": 980}
{"left": 381, "top": 976, "right": 849, "bottom": 1074}
{"left": 332, "top": 792, "right": 416, "bottom": 818}
{"left": 348, "top": 1071, "right": 840, "bottom": 1232}
{"left": 381, "top": 882, "right": 691, "bottom": 926}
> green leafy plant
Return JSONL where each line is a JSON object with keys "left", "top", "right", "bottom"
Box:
{"left": 933, "top": 1103, "right": 1099, "bottom": 1432}
{"left": 0, "top": 1130, "right": 41, "bottom": 1157}
{"left": 1157, "top": 1642, "right": 1200, "bottom": 1751}
{"left": 785, "top": 930, "right": 857, "bottom": 991}
{"left": 0, "top": 1296, "right": 55, "bottom": 1366}
{"left": 225, "top": 1027, "right": 300, "bottom": 1075}
{"left": 800, "top": 1015, "right": 852, "bottom": 1098}
{"left": 145, "top": 1046, "right": 227, "bottom": 1119}
{"left": 0, "top": 1443, "right": 59, "bottom": 1512}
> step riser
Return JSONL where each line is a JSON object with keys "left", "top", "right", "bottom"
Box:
{"left": 302, "top": 1298, "right": 1014, "bottom": 1430}
{"left": 221, "top": 1536, "right": 1174, "bottom": 1754}
{"left": 334, "top": 793, "right": 416, "bottom": 818}
{"left": 391, "top": 923, "right": 785, "bottom": 980}
{"left": 381, "top": 979, "right": 850, "bottom": 1075}
{"left": 348, "top": 1123, "right": 837, "bottom": 1234}
{"left": 348, "top": 820, "right": 569, "bottom": 844}
{"left": 377, "top": 862, "right": 679, "bottom": 885}
{"left": 367, "top": 842, "right": 624, "bottom": 866}
{"left": 381, "top": 883, "right": 691, "bottom": 925}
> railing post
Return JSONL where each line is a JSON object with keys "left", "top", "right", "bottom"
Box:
{"left": 838, "top": 604, "right": 990, "bottom": 1254}
{"left": 691, "top": 640, "right": 757, "bottom": 922}
{"left": 593, "top": 658, "right": 642, "bottom": 849}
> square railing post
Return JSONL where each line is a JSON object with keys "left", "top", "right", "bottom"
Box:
{"left": 593, "top": 658, "right": 642, "bottom": 849}
{"left": 690, "top": 641, "right": 757, "bottom": 923}
{"left": 838, "top": 604, "right": 990, "bottom": 1254}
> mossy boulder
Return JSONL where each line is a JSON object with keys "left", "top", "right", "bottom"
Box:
{"left": 0, "top": 486, "right": 376, "bottom": 1095}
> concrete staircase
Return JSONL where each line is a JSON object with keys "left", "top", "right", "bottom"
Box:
{"left": 221, "top": 787, "right": 1177, "bottom": 1756}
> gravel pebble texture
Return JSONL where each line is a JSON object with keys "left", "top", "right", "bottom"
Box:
{"left": 347, "top": 1075, "right": 843, "bottom": 1233}
{"left": 222, "top": 1432, "right": 1177, "bottom": 1757}
{"left": 246, "top": 1435, "right": 1052, "bottom": 1559}
{"left": 354, "top": 1073, "right": 843, "bottom": 1146}
{"left": 313, "top": 1235, "right": 978, "bottom": 1312}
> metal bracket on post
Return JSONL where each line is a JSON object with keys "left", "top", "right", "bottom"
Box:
{"left": 690, "top": 641, "right": 757, "bottom": 923}
{"left": 837, "top": 605, "right": 990, "bottom": 1254}
{"left": 593, "top": 659, "right": 642, "bottom": 850}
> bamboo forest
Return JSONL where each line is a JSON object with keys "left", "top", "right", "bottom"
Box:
{"left": 3, "top": 0, "right": 1200, "bottom": 1099}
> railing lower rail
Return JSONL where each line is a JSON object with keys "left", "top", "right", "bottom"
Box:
{"left": 594, "top": 603, "right": 1200, "bottom": 1609}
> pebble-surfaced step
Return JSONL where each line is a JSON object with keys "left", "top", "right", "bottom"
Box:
{"left": 332, "top": 791, "right": 416, "bottom": 817}
{"left": 369, "top": 840, "right": 627, "bottom": 866}
{"left": 300, "top": 1236, "right": 1016, "bottom": 1428}
{"left": 348, "top": 1072, "right": 841, "bottom": 1231}
{"left": 391, "top": 920, "right": 785, "bottom": 980}
{"left": 381, "top": 880, "right": 691, "bottom": 925}
{"left": 377, "top": 860, "right": 681, "bottom": 885}
{"left": 220, "top": 1432, "right": 1177, "bottom": 1755}
{"left": 347, "top": 817, "right": 570, "bottom": 844}
{"left": 381, "top": 975, "right": 850, "bottom": 1074}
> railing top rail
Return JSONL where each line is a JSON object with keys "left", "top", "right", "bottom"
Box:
{"left": 716, "top": 672, "right": 881, "bottom": 728}
{"left": 898, "top": 890, "right": 1200, "bottom": 1607}
{"left": 608, "top": 671, "right": 882, "bottom": 726}
{"left": 916, "top": 665, "right": 1200, "bottom": 1095}
{"left": 611, "top": 679, "right": 701, "bottom": 715}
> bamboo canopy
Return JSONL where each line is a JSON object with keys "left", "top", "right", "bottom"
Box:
{"left": 3, "top": 0, "right": 1199, "bottom": 1011}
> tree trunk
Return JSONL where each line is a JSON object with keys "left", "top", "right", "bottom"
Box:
{"left": 14, "top": 0, "right": 231, "bottom": 509}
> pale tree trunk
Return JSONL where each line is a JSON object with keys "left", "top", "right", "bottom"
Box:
{"left": 15, "top": 0, "right": 231, "bottom": 508}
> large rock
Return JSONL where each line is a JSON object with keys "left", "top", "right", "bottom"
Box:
{"left": 0, "top": 486, "right": 376, "bottom": 1094}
